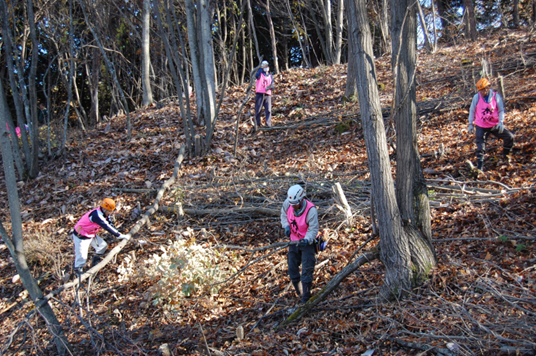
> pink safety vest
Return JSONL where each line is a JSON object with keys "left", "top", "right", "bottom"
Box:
{"left": 255, "top": 72, "right": 272, "bottom": 95}
{"left": 74, "top": 208, "right": 102, "bottom": 238}
{"left": 287, "top": 200, "right": 315, "bottom": 241}
{"left": 474, "top": 92, "right": 499, "bottom": 128}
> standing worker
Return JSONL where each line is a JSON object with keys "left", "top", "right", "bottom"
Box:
{"left": 468, "top": 78, "right": 514, "bottom": 172}
{"left": 255, "top": 60, "right": 274, "bottom": 128}
{"left": 72, "top": 198, "right": 129, "bottom": 275}
{"left": 281, "top": 185, "right": 319, "bottom": 303}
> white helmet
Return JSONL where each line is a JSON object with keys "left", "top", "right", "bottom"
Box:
{"left": 287, "top": 185, "right": 305, "bottom": 205}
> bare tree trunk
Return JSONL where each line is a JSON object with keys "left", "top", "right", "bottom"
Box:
{"left": 390, "top": 0, "right": 437, "bottom": 283}
{"left": 513, "top": 0, "right": 519, "bottom": 28}
{"left": 200, "top": 0, "right": 216, "bottom": 128}
{"left": 246, "top": 0, "right": 260, "bottom": 60}
{"left": 319, "top": 0, "right": 333, "bottom": 62}
{"left": 142, "top": 0, "right": 154, "bottom": 106}
{"left": 26, "top": 0, "right": 40, "bottom": 178}
{"left": 259, "top": 0, "right": 279, "bottom": 73}
{"left": 344, "top": 0, "right": 357, "bottom": 99}
{"left": 87, "top": 47, "right": 101, "bottom": 125}
{"left": 78, "top": 0, "right": 131, "bottom": 139}
{"left": 464, "top": 0, "right": 477, "bottom": 41}
{"left": 0, "top": 72, "right": 70, "bottom": 356}
{"left": 417, "top": 0, "right": 433, "bottom": 52}
{"left": 379, "top": 0, "right": 390, "bottom": 55}
{"left": 349, "top": 0, "right": 412, "bottom": 301}
{"left": 306, "top": 0, "right": 330, "bottom": 64}
{"left": 286, "top": 0, "right": 312, "bottom": 68}
{"left": 333, "top": 0, "right": 344, "bottom": 64}
{"left": 1, "top": 0, "right": 30, "bottom": 176}
{"left": 533, "top": 0, "right": 536, "bottom": 26}
{"left": 155, "top": 0, "right": 194, "bottom": 152}
{"left": 431, "top": 0, "right": 438, "bottom": 48}
{"left": 185, "top": 0, "right": 206, "bottom": 125}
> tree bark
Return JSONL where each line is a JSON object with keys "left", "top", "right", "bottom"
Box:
{"left": 0, "top": 68, "right": 70, "bottom": 356}
{"left": 464, "top": 0, "right": 477, "bottom": 41}
{"left": 416, "top": 0, "right": 433, "bottom": 52}
{"left": 513, "top": 0, "right": 520, "bottom": 28}
{"left": 344, "top": 0, "right": 357, "bottom": 99}
{"left": 333, "top": 0, "right": 344, "bottom": 64}
{"left": 390, "top": 0, "right": 437, "bottom": 282}
{"left": 142, "top": 0, "right": 154, "bottom": 106}
{"left": 350, "top": 0, "right": 412, "bottom": 301}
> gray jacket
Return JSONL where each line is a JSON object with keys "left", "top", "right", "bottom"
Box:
{"left": 280, "top": 199, "right": 319, "bottom": 244}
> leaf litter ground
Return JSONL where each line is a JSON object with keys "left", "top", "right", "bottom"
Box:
{"left": 0, "top": 28, "right": 535, "bottom": 355}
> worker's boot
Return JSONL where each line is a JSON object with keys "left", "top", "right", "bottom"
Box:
{"left": 291, "top": 281, "right": 302, "bottom": 298}
{"left": 477, "top": 159, "right": 484, "bottom": 171}
{"left": 301, "top": 282, "right": 312, "bottom": 304}
{"left": 74, "top": 267, "right": 84, "bottom": 276}
{"left": 91, "top": 255, "right": 102, "bottom": 267}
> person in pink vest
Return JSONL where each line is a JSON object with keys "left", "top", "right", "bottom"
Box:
{"left": 72, "top": 198, "right": 129, "bottom": 275}
{"left": 254, "top": 60, "right": 274, "bottom": 128}
{"left": 281, "top": 185, "right": 319, "bottom": 303}
{"left": 468, "top": 78, "right": 514, "bottom": 172}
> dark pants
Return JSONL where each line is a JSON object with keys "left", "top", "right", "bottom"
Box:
{"left": 255, "top": 93, "right": 271, "bottom": 126}
{"left": 475, "top": 125, "right": 514, "bottom": 162}
{"left": 288, "top": 243, "right": 316, "bottom": 284}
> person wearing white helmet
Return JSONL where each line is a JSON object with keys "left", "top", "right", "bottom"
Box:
{"left": 281, "top": 185, "right": 319, "bottom": 303}
{"left": 254, "top": 60, "right": 274, "bottom": 128}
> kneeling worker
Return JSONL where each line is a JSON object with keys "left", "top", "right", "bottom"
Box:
{"left": 72, "top": 198, "right": 128, "bottom": 275}
{"left": 281, "top": 185, "right": 319, "bottom": 303}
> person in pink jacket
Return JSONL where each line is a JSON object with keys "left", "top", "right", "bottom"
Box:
{"left": 254, "top": 60, "right": 274, "bottom": 128}
{"left": 72, "top": 198, "right": 128, "bottom": 275}
{"left": 468, "top": 78, "right": 514, "bottom": 172}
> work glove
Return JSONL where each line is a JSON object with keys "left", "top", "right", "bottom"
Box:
{"left": 298, "top": 239, "right": 308, "bottom": 247}
{"left": 468, "top": 124, "right": 474, "bottom": 134}
{"left": 285, "top": 226, "right": 291, "bottom": 237}
{"left": 117, "top": 234, "right": 130, "bottom": 240}
{"left": 495, "top": 122, "right": 504, "bottom": 134}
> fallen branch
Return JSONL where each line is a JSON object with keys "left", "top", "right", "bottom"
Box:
{"left": 277, "top": 251, "right": 379, "bottom": 328}
{"left": 159, "top": 205, "right": 279, "bottom": 217}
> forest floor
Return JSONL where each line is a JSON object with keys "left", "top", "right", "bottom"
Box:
{"left": 1, "top": 28, "right": 536, "bottom": 356}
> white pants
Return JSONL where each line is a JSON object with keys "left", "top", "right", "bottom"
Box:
{"left": 73, "top": 233, "right": 108, "bottom": 268}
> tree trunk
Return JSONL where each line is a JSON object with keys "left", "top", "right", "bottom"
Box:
{"left": 87, "top": 47, "right": 101, "bottom": 125}
{"left": 513, "top": 0, "right": 519, "bottom": 28}
{"left": 26, "top": 0, "right": 40, "bottom": 178}
{"left": 185, "top": 0, "right": 206, "bottom": 126}
{"left": 78, "top": 0, "right": 131, "bottom": 139}
{"left": 306, "top": 0, "right": 330, "bottom": 64}
{"left": 265, "top": 0, "right": 279, "bottom": 73}
{"left": 0, "top": 68, "right": 71, "bottom": 356}
{"left": 379, "top": 0, "right": 390, "bottom": 55}
{"left": 333, "top": 0, "right": 344, "bottom": 64}
{"left": 390, "top": 0, "right": 437, "bottom": 282}
{"left": 417, "top": 0, "right": 433, "bottom": 52}
{"left": 436, "top": 0, "right": 449, "bottom": 41}
{"left": 344, "top": 0, "right": 357, "bottom": 99}
{"left": 319, "top": 0, "right": 333, "bottom": 62}
{"left": 200, "top": 0, "right": 216, "bottom": 130}
{"left": 286, "top": 0, "right": 312, "bottom": 68}
{"left": 142, "top": 0, "right": 154, "bottom": 106}
{"left": 349, "top": 0, "right": 412, "bottom": 301}
{"left": 1, "top": 0, "right": 30, "bottom": 177}
{"left": 464, "top": 0, "right": 477, "bottom": 41}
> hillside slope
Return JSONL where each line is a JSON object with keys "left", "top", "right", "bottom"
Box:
{"left": 1, "top": 28, "right": 535, "bottom": 355}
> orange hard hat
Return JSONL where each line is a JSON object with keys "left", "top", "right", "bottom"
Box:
{"left": 101, "top": 198, "right": 116, "bottom": 211}
{"left": 476, "top": 78, "right": 490, "bottom": 91}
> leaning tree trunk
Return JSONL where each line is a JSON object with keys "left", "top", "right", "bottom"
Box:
{"left": 349, "top": 0, "right": 412, "bottom": 301}
{"left": 390, "top": 0, "right": 437, "bottom": 282}
{"left": 0, "top": 68, "right": 71, "bottom": 356}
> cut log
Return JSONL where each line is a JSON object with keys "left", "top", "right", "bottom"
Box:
{"left": 332, "top": 182, "right": 353, "bottom": 225}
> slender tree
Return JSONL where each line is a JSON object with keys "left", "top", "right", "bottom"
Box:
{"left": 464, "top": 0, "right": 477, "bottom": 41}
{"left": 0, "top": 77, "right": 71, "bottom": 356}
{"left": 142, "top": 0, "right": 154, "bottom": 106}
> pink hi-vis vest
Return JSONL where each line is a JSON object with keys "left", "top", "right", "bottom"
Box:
{"left": 474, "top": 92, "right": 499, "bottom": 128}
{"left": 255, "top": 72, "right": 272, "bottom": 95}
{"left": 74, "top": 208, "right": 102, "bottom": 238}
{"left": 287, "top": 200, "right": 315, "bottom": 242}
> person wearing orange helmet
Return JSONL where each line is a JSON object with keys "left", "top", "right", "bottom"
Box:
{"left": 72, "top": 198, "right": 129, "bottom": 275}
{"left": 468, "top": 78, "right": 514, "bottom": 171}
